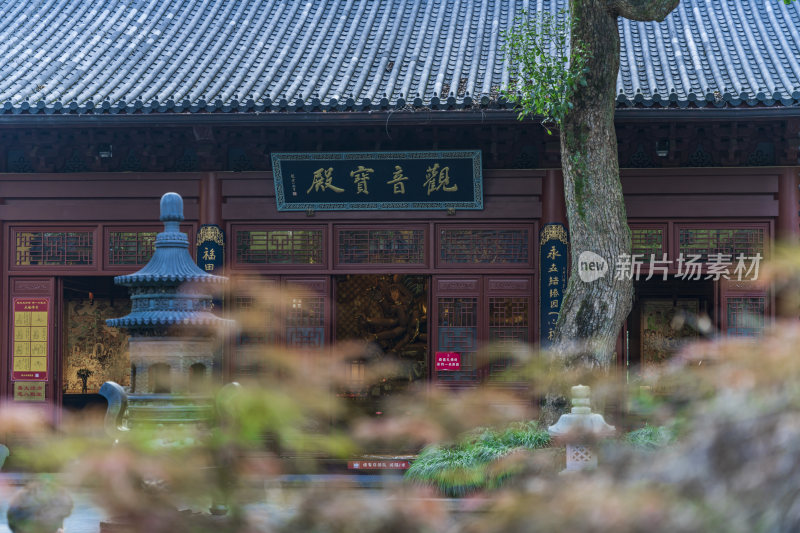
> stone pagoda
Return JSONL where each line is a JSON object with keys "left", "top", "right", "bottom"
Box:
{"left": 100, "top": 192, "right": 228, "bottom": 434}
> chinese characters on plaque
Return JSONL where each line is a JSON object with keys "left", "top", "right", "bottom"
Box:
{"left": 539, "top": 224, "right": 568, "bottom": 347}
{"left": 197, "top": 224, "right": 225, "bottom": 273}
{"left": 12, "top": 297, "right": 49, "bottom": 381}
{"left": 272, "top": 151, "right": 483, "bottom": 211}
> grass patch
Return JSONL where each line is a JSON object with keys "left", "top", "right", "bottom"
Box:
{"left": 404, "top": 421, "right": 550, "bottom": 497}
{"left": 625, "top": 424, "right": 675, "bottom": 449}
{"left": 406, "top": 421, "right": 676, "bottom": 496}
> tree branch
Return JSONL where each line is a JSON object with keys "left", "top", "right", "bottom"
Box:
{"left": 609, "top": 0, "right": 680, "bottom": 22}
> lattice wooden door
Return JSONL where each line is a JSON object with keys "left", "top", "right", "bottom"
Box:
{"left": 283, "top": 277, "right": 329, "bottom": 351}
{"left": 486, "top": 277, "right": 533, "bottom": 381}
{"left": 230, "top": 276, "right": 330, "bottom": 377}
{"left": 433, "top": 277, "right": 481, "bottom": 386}
{"left": 432, "top": 276, "right": 533, "bottom": 387}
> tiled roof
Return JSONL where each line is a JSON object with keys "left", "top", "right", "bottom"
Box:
{"left": 1, "top": 0, "right": 799, "bottom": 115}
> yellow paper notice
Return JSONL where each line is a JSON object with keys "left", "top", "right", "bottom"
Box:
{"left": 14, "top": 311, "right": 31, "bottom": 326}
{"left": 30, "top": 343, "right": 47, "bottom": 357}
{"left": 30, "top": 312, "right": 47, "bottom": 327}
{"left": 13, "top": 343, "right": 30, "bottom": 357}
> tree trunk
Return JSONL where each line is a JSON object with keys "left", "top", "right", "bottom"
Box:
{"left": 551, "top": 0, "right": 678, "bottom": 372}
{"left": 531, "top": 0, "right": 678, "bottom": 424}
{"left": 552, "top": 0, "right": 632, "bottom": 372}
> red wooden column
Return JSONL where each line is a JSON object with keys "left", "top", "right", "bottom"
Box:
{"left": 197, "top": 171, "right": 225, "bottom": 272}
{"left": 199, "top": 172, "right": 222, "bottom": 226}
{"left": 776, "top": 167, "right": 800, "bottom": 319}
{"left": 198, "top": 172, "right": 228, "bottom": 376}
{"left": 541, "top": 169, "right": 567, "bottom": 226}
{"left": 777, "top": 167, "right": 800, "bottom": 244}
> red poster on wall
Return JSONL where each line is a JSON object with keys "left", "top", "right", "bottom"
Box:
{"left": 435, "top": 351, "right": 461, "bottom": 371}
{"left": 12, "top": 298, "right": 49, "bottom": 381}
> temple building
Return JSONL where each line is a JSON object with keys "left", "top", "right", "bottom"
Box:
{"left": 0, "top": 0, "right": 798, "bottom": 414}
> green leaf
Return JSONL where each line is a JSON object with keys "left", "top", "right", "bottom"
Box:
{"left": 501, "top": 8, "right": 589, "bottom": 129}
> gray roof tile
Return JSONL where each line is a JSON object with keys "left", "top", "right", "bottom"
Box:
{"left": 0, "top": 0, "right": 799, "bottom": 115}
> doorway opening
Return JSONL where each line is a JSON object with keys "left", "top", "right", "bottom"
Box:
{"left": 626, "top": 276, "right": 714, "bottom": 372}
{"left": 61, "top": 277, "right": 131, "bottom": 412}
{"left": 335, "top": 274, "right": 428, "bottom": 415}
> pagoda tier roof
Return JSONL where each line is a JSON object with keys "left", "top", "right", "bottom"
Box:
{"left": 106, "top": 311, "right": 225, "bottom": 329}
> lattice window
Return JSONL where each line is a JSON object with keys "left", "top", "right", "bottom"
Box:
{"left": 488, "top": 296, "right": 529, "bottom": 377}
{"left": 679, "top": 228, "right": 765, "bottom": 261}
{"left": 286, "top": 296, "right": 325, "bottom": 349}
{"left": 631, "top": 227, "right": 664, "bottom": 258}
{"left": 440, "top": 228, "right": 529, "bottom": 264}
{"left": 236, "top": 229, "right": 323, "bottom": 265}
{"left": 489, "top": 297, "right": 529, "bottom": 344}
{"left": 567, "top": 444, "right": 596, "bottom": 469}
{"left": 108, "top": 231, "right": 157, "bottom": 265}
{"left": 15, "top": 231, "right": 94, "bottom": 266}
{"left": 337, "top": 229, "right": 425, "bottom": 264}
{"left": 437, "top": 297, "right": 478, "bottom": 382}
{"left": 234, "top": 294, "right": 273, "bottom": 345}
{"left": 235, "top": 294, "right": 255, "bottom": 311}
{"left": 233, "top": 293, "right": 273, "bottom": 373}
{"left": 726, "top": 296, "right": 766, "bottom": 337}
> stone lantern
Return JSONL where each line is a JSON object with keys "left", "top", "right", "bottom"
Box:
{"left": 100, "top": 192, "right": 228, "bottom": 434}
{"left": 548, "top": 385, "right": 616, "bottom": 472}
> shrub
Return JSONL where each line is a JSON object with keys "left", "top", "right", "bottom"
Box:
{"left": 404, "top": 421, "right": 550, "bottom": 497}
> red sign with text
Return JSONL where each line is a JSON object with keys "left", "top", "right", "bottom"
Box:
{"left": 435, "top": 351, "right": 461, "bottom": 371}
{"left": 348, "top": 460, "right": 410, "bottom": 470}
{"left": 12, "top": 298, "right": 50, "bottom": 381}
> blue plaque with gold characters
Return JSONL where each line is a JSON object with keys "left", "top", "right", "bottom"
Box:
{"left": 539, "top": 223, "right": 568, "bottom": 347}
{"left": 271, "top": 150, "right": 483, "bottom": 211}
{"left": 197, "top": 224, "right": 224, "bottom": 273}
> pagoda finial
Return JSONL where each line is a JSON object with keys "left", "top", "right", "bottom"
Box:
{"left": 160, "top": 192, "right": 184, "bottom": 222}
{"left": 109, "top": 192, "right": 225, "bottom": 289}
